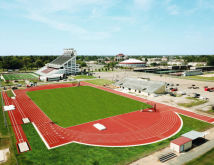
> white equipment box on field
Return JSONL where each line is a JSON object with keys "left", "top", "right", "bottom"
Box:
{"left": 22, "top": 118, "right": 30, "bottom": 124}
{"left": 93, "top": 123, "right": 106, "bottom": 131}
{"left": 18, "top": 142, "right": 29, "bottom": 153}
{"left": 4, "top": 105, "right": 15, "bottom": 111}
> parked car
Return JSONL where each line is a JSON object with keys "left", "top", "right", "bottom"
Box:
{"left": 12, "top": 86, "right": 18, "bottom": 90}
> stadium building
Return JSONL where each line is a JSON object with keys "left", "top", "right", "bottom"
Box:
{"left": 36, "top": 48, "right": 79, "bottom": 81}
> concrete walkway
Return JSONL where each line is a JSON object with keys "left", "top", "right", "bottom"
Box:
{"left": 131, "top": 127, "right": 214, "bottom": 165}
{"left": 168, "top": 139, "right": 214, "bottom": 165}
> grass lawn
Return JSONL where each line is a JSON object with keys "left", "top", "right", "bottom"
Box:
{"left": 0, "top": 80, "right": 14, "bottom": 86}
{"left": 27, "top": 86, "right": 149, "bottom": 127}
{"left": 178, "top": 97, "right": 207, "bottom": 108}
{"left": 3, "top": 73, "right": 38, "bottom": 81}
{"left": 73, "top": 75, "right": 95, "bottom": 79}
{"left": 6, "top": 90, "right": 14, "bottom": 98}
{"left": 186, "top": 147, "right": 214, "bottom": 165}
{"left": 183, "top": 75, "right": 214, "bottom": 81}
{"left": 16, "top": 115, "right": 213, "bottom": 165}
{"left": 85, "top": 79, "right": 113, "bottom": 86}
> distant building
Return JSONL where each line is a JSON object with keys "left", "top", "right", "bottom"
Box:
{"left": 97, "top": 58, "right": 105, "bottom": 64}
{"left": 86, "top": 61, "right": 97, "bottom": 65}
{"left": 118, "top": 58, "right": 146, "bottom": 68}
{"left": 36, "top": 48, "right": 79, "bottom": 81}
{"left": 183, "top": 70, "right": 203, "bottom": 76}
{"left": 167, "top": 59, "right": 185, "bottom": 66}
{"left": 161, "top": 56, "right": 168, "bottom": 62}
{"left": 146, "top": 58, "right": 162, "bottom": 66}
{"left": 115, "top": 53, "right": 127, "bottom": 62}
{"left": 188, "top": 62, "right": 207, "bottom": 67}
{"left": 190, "top": 66, "right": 214, "bottom": 71}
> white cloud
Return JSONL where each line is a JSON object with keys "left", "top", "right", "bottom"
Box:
{"left": 1, "top": 0, "right": 119, "bottom": 40}
{"left": 134, "top": 0, "right": 154, "bottom": 11}
{"left": 167, "top": 5, "right": 179, "bottom": 15}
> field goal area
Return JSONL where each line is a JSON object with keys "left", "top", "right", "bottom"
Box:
{"left": 3, "top": 73, "right": 38, "bottom": 81}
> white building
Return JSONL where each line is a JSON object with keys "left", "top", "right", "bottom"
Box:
{"left": 36, "top": 48, "right": 79, "bottom": 81}
{"left": 188, "top": 62, "right": 207, "bottom": 66}
{"left": 118, "top": 59, "right": 146, "bottom": 68}
{"left": 170, "top": 137, "right": 192, "bottom": 153}
{"left": 167, "top": 59, "right": 185, "bottom": 66}
{"left": 115, "top": 53, "right": 127, "bottom": 62}
{"left": 161, "top": 56, "right": 168, "bottom": 62}
{"left": 183, "top": 70, "right": 203, "bottom": 76}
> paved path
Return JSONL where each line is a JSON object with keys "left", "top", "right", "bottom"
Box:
{"left": 131, "top": 127, "right": 214, "bottom": 165}
{"left": 168, "top": 139, "right": 214, "bottom": 165}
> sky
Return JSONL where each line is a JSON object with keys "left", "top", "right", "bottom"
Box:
{"left": 0, "top": 0, "right": 214, "bottom": 55}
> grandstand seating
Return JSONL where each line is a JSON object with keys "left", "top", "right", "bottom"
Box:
{"left": 42, "top": 68, "right": 55, "bottom": 74}
{"left": 50, "top": 55, "right": 73, "bottom": 65}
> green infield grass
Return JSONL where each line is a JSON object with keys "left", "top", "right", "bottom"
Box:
{"left": 27, "top": 86, "right": 150, "bottom": 127}
{"left": 73, "top": 75, "right": 95, "bottom": 79}
{"left": 16, "top": 115, "right": 213, "bottom": 165}
{"left": 85, "top": 79, "right": 113, "bottom": 86}
{"left": 3, "top": 73, "right": 38, "bottom": 81}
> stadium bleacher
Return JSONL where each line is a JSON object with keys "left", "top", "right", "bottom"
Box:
{"left": 42, "top": 68, "right": 55, "bottom": 74}
{"left": 35, "top": 48, "right": 79, "bottom": 81}
{"left": 50, "top": 55, "right": 73, "bottom": 65}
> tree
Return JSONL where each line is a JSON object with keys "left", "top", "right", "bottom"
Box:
{"left": 80, "top": 62, "right": 87, "bottom": 67}
{"left": 35, "top": 59, "right": 44, "bottom": 69}
{"left": 207, "top": 56, "right": 214, "bottom": 66}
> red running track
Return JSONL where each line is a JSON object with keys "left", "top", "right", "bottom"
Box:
{"left": 3, "top": 82, "right": 213, "bottom": 150}
{"left": 2, "top": 92, "right": 29, "bottom": 153}
{"left": 81, "top": 82, "right": 214, "bottom": 123}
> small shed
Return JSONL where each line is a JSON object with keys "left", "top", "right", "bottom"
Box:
{"left": 170, "top": 137, "right": 192, "bottom": 153}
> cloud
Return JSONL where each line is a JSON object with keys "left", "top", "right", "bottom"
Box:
{"left": 133, "top": 0, "right": 154, "bottom": 11}
{"left": 167, "top": 5, "right": 179, "bottom": 15}
{"left": 0, "top": 0, "right": 120, "bottom": 40}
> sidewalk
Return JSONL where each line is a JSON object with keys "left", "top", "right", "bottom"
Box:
{"left": 131, "top": 127, "right": 214, "bottom": 165}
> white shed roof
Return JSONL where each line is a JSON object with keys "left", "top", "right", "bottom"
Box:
{"left": 115, "top": 78, "right": 166, "bottom": 94}
{"left": 182, "top": 130, "right": 205, "bottom": 140}
{"left": 120, "top": 58, "right": 144, "bottom": 64}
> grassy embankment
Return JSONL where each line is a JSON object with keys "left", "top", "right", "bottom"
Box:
{"left": 73, "top": 75, "right": 95, "bottom": 79}
{"left": 85, "top": 79, "right": 113, "bottom": 86}
{"left": 0, "top": 92, "right": 18, "bottom": 165}
{"left": 178, "top": 97, "right": 207, "bottom": 108}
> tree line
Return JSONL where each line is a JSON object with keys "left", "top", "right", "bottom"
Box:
{"left": 0, "top": 56, "right": 57, "bottom": 70}
{"left": 0, "top": 55, "right": 213, "bottom": 70}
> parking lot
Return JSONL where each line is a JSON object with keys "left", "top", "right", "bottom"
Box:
{"left": 94, "top": 71, "right": 214, "bottom": 114}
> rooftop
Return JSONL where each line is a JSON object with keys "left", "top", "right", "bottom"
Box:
{"left": 116, "top": 54, "right": 125, "bottom": 57}
{"left": 182, "top": 130, "right": 205, "bottom": 140}
{"left": 120, "top": 58, "right": 145, "bottom": 64}
{"left": 171, "top": 136, "right": 192, "bottom": 146}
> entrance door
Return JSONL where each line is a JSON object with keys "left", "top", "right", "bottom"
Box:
{"left": 180, "top": 145, "right": 184, "bottom": 152}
